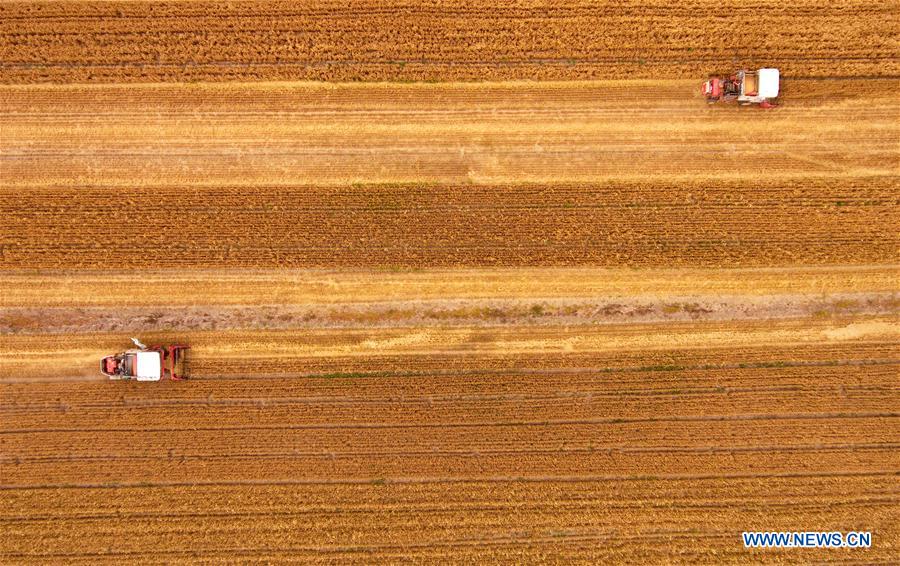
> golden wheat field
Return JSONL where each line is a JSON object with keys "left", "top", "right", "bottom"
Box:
{"left": 1, "top": 0, "right": 899, "bottom": 563}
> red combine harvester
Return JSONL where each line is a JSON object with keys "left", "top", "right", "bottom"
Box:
{"left": 101, "top": 338, "right": 189, "bottom": 381}
{"left": 703, "top": 68, "right": 780, "bottom": 108}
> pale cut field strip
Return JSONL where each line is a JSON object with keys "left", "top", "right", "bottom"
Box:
{"left": 2, "top": 80, "right": 897, "bottom": 187}
{"left": 1, "top": 316, "right": 896, "bottom": 380}
{"left": 2, "top": 266, "right": 897, "bottom": 307}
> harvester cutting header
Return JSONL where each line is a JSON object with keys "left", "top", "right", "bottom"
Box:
{"left": 703, "top": 68, "right": 780, "bottom": 107}
{"left": 101, "top": 338, "right": 189, "bottom": 381}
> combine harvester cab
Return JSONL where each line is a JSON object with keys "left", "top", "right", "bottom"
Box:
{"left": 101, "top": 338, "right": 190, "bottom": 381}
{"left": 703, "top": 68, "right": 779, "bottom": 108}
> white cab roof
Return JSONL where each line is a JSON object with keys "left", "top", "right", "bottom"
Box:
{"left": 758, "top": 68, "right": 780, "bottom": 98}
{"left": 135, "top": 351, "right": 162, "bottom": 381}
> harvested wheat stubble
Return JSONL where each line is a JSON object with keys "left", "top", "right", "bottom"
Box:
{"left": 7, "top": 448, "right": 899, "bottom": 492}
{"left": 2, "top": 348, "right": 898, "bottom": 561}
{"left": 1, "top": 475, "right": 896, "bottom": 563}
{"left": 2, "top": 322, "right": 897, "bottom": 561}
{"left": 3, "top": 342, "right": 897, "bottom": 467}
{"left": 5, "top": 371, "right": 899, "bottom": 434}
{"left": 3, "top": 358, "right": 897, "bottom": 404}
{"left": 1, "top": 0, "right": 897, "bottom": 83}
{"left": 5, "top": 364, "right": 898, "bottom": 461}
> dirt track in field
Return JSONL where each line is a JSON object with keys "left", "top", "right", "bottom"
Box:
{"left": 2, "top": 0, "right": 900, "bottom": 562}
{"left": 2, "top": 267, "right": 899, "bottom": 334}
